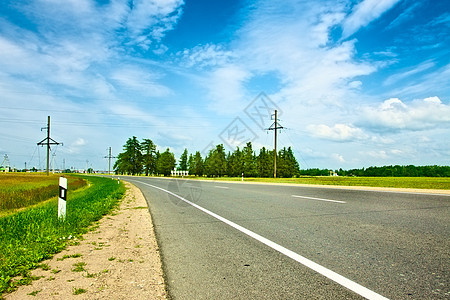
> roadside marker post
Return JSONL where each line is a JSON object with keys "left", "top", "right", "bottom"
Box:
{"left": 58, "top": 177, "right": 67, "bottom": 220}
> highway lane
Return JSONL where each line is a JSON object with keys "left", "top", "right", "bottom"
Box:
{"left": 124, "top": 177, "right": 449, "bottom": 299}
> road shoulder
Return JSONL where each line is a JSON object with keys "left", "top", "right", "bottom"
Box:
{"left": 5, "top": 181, "right": 167, "bottom": 299}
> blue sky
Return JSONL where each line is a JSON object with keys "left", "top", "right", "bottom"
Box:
{"left": 1, "top": 0, "right": 449, "bottom": 171}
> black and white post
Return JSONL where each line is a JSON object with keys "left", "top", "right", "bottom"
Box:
{"left": 58, "top": 177, "right": 67, "bottom": 220}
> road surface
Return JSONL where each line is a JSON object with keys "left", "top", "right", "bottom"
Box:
{"left": 123, "top": 177, "right": 449, "bottom": 299}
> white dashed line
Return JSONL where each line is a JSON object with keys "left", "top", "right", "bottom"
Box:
{"left": 291, "top": 195, "right": 346, "bottom": 204}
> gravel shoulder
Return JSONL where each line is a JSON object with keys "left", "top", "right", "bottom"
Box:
{"left": 5, "top": 181, "right": 167, "bottom": 299}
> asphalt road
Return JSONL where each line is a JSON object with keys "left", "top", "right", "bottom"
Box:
{"left": 123, "top": 177, "right": 449, "bottom": 300}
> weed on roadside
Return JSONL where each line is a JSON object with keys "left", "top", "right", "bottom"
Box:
{"left": 71, "top": 262, "right": 86, "bottom": 272}
{"left": 72, "top": 287, "right": 86, "bottom": 295}
{"left": 27, "top": 289, "right": 41, "bottom": 296}
{"left": 38, "top": 263, "right": 50, "bottom": 271}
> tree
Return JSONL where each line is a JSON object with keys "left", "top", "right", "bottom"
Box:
{"left": 141, "top": 138, "right": 156, "bottom": 176}
{"left": 204, "top": 144, "right": 227, "bottom": 177}
{"left": 242, "top": 142, "right": 257, "bottom": 177}
{"left": 256, "top": 147, "right": 273, "bottom": 177}
{"left": 192, "top": 151, "right": 204, "bottom": 176}
{"left": 114, "top": 136, "right": 143, "bottom": 175}
{"left": 188, "top": 154, "right": 194, "bottom": 174}
{"left": 277, "top": 147, "right": 299, "bottom": 178}
{"left": 178, "top": 148, "right": 188, "bottom": 171}
{"left": 156, "top": 148, "right": 176, "bottom": 176}
{"left": 227, "top": 147, "right": 243, "bottom": 177}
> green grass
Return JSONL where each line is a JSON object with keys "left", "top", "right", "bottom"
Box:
{"left": 183, "top": 176, "right": 450, "bottom": 190}
{"left": 0, "top": 175, "right": 125, "bottom": 296}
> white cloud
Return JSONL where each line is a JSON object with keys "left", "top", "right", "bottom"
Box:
{"left": 342, "top": 0, "right": 402, "bottom": 39}
{"left": 110, "top": 66, "right": 172, "bottom": 97}
{"left": 177, "top": 44, "right": 234, "bottom": 68}
{"left": 231, "top": 0, "right": 378, "bottom": 113}
{"left": 307, "top": 123, "right": 368, "bottom": 142}
{"left": 125, "top": 0, "right": 184, "bottom": 49}
{"left": 366, "top": 150, "right": 388, "bottom": 159}
{"left": 205, "top": 65, "right": 251, "bottom": 114}
{"left": 385, "top": 2, "right": 422, "bottom": 30}
{"left": 332, "top": 153, "right": 346, "bottom": 163}
{"left": 362, "top": 96, "right": 450, "bottom": 131}
{"left": 73, "top": 138, "right": 86, "bottom": 147}
{"left": 383, "top": 60, "right": 435, "bottom": 86}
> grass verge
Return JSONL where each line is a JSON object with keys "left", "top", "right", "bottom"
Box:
{"left": 166, "top": 176, "right": 450, "bottom": 190}
{"left": 0, "top": 176, "right": 125, "bottom": 296}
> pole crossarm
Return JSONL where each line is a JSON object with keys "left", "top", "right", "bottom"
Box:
{"left": 37, "top": 137, "right": 62, "bottom": 146}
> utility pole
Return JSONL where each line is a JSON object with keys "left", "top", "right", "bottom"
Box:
{"left": 37, "top": 116, "right": 62, "bottom": 176}
{"left": 1, "top": 154, "right": 10, "bottom": 172}
{"left": 52, "top": 152, "right": 56, "bottom": 173}
{"left": 104, "top": 147, "right": 116, "bottom": 175}
{"left": 267, "top": 110, "right": 284, "bottom": 178}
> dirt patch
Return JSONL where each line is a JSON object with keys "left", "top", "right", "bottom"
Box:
{"left": 5, "top": 182, "right": 167, "bottom": 299}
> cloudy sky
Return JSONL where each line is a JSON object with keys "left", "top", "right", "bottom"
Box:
{"left": 1, "top": 0, "right": 449, "bottom": 171}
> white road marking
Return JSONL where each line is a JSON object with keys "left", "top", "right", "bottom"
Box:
{"left": 292, "top": 195, "right": 346, "bottom": 204}
{"left": 139, "top": 181, "right": 388, "bottom": 300}
{"left": 214, "top": 186, "right": 229, "bottom": 189}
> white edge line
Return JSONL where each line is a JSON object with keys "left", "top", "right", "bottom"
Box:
{"left": 214, "top": 186, "right": 229, "bottom": 189}
{"left": 292, "top": 195, "right": 346, "bottom": 204}
{"left": 139, "top": 181, "right": 388, "bottom": 300}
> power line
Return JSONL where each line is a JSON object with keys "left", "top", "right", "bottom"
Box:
{"left": 0, "top": 118, "right": 213, "bottom": 128}
{"left": 0, "top": 106, "right": 236, "bottom": 120}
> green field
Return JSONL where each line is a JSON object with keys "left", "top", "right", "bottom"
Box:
{"left": 0, "top": 173, "right": 87, "bottom": 215}
{"left": 176, "top": 176, "right": 450, "bottom": 190}
{"left": 0, "top": 174, "right": 125, "bottom": 295}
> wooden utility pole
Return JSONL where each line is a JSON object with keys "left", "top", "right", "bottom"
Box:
{"left": 267, "top": 110, "right": 283, "bottom": 178}
{"left": 37, "top": 116, "right": 62, "bottom": 176}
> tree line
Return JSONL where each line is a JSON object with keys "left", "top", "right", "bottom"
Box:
{"left": 114, "top": 136, "right": 449, "bottom": 177}
{"left": 113, "top": 136, "right": 300, "bottom": 177}
{"left": 299, "top": 165, "right": 450, "bottom": 177}
{"left": 339, "top": 165, "right": 450, "bottom": 177}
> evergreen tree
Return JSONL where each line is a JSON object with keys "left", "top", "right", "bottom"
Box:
{"left": 178, "top": 148, "right": 188, "bottom": 170}
{"left": 156, "top": 148, "right": 176, "bottom": 176}
{"left": 188, "top": 153, "right": 194, "bottom": 174}
{"left": 141, "top": 138, "right": 156, "bottom": 176}
{"left": 256, "top": 147, "right": 273, "bottom": 177}
{"left": 277, "top": 147, "right": 300, "bottom": 177}
{"left": 192, "top": 151, "right": 204, "bottom": 176}
{"left": 227, "top": 147, "right": 243, "bottom": 177}
{"left": 204, "top": 144, "right": 227, "bottom": 177}
{"left": 114, "top": 136, "right": 143, "bottom": 175}
{"left": 242, "top": 142, "right": 257, "bottom": 177}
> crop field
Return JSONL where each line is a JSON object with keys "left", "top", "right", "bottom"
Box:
{"left": 0, "top": 173, "right": 87, "bottom": 215}
{"left": 184, "top": 176, "right": 450, "bottom": 190}
{"left": 0, "top": 174, "right": 125, "bottom": 295}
